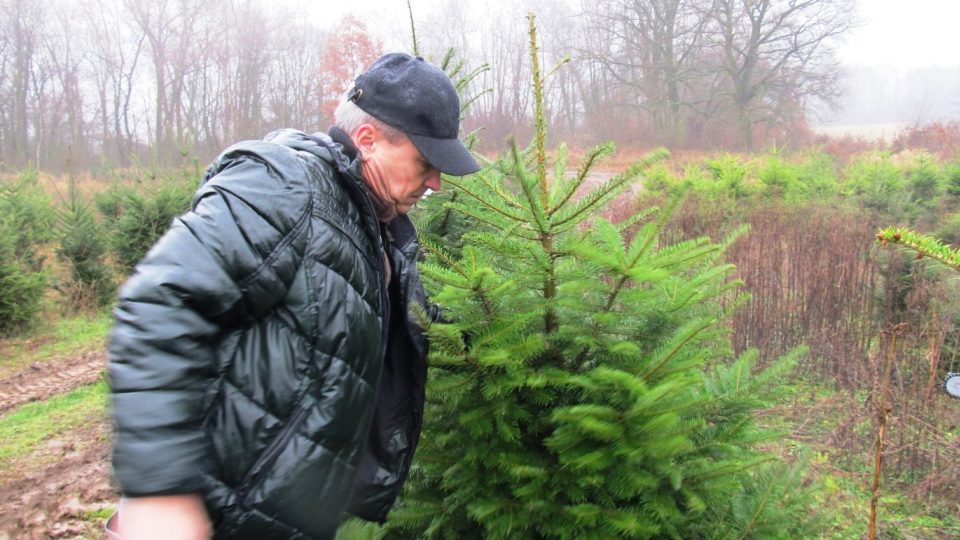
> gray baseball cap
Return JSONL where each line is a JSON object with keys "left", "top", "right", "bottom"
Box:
{"left": 348, "top": 53, "right": 480, "bottom": 176}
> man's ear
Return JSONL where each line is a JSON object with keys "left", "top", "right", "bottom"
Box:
{"left": 353, "top": 123, "right": 378, "bottom": 160}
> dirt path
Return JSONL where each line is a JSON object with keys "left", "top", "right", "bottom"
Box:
{"left": 0, "top": 352, "right": 116, "bottom": 539}
{"left": 0, "top": 352, "right": 106, "bottom": 416}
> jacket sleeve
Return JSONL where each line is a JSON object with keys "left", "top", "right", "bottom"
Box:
{"left": 108, "top": 144, "right": 313, "bottom": 496}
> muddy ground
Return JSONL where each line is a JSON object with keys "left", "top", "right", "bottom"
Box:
{"left": 0, "top": 352, "right": 115, "bottom": 539}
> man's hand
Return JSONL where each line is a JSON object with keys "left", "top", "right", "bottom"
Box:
{"left": 116, "top": 494, "right": 212, "bottom": 540}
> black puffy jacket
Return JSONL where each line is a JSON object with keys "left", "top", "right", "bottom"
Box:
{"left": 108, "top": 129, "right": 428, "bottom": 539}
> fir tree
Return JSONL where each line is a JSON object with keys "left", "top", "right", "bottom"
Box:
{"left": 0, "top": 170, "right": 55, "bottom": 333}
{"left": 412, "top": 47, "right": 488, "bottom": 259}
{"left": 387, "top": 15, "right": 823, "bottom": 540}
{"left": 56, "top": 176, "right": 115, "bottom": 308}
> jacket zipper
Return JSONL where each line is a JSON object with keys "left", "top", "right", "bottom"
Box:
{"left": 341, "top": 168, "right": 391, "bottom": 368}
{"left": 313, "top": 136, "right": 392, "bottom": 514}
{"left": 316, "top": 133, "right": 391, "bottom": 358}
{"left": 235, "top": 401, "right": 311, "bottom": 504}
{"left": 340, "top": 167, "right": 393, "bottom": 518}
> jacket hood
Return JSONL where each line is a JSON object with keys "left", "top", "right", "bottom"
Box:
{"left": 260, "top": 128, "right": 362, "bottom": 179}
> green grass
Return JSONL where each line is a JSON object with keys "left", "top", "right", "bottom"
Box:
{"left": 81, "top": 506, "right": 115, "bottom": 522}
{"left": 0, "top": 381, "right": 108, "bottom": 468}
{"left": 814, "top": 471, "right": 960, "bottom": 539}
{"left": 0, "top": 310, "right": 111, "bottom": 376}
{"left": 765, "top": 379, "right": 960, "bottom": 539}
{"left": 48, "top": 311, "right": 112, "bottom": 348}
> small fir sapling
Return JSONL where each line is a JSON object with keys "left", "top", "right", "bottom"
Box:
{"left": 387, "top": 14, "right": 824, "bottom": 540}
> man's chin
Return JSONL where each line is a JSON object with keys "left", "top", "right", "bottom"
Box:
{"left": 397, "top": 198, "right": 423, "bottom": 214}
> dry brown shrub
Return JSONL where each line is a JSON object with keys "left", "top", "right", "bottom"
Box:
{"left": 893, "top": 121, "right": 960, "bottom": 160}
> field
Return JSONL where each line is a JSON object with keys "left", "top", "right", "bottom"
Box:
{"left": 0, "top": 317, "right": 112, "bottom": 539}
{"left": 1, "top": 145, "right": 960, "bottom": 538}
{"left": 811, "top": 123, "right": 908, "bottom": 144}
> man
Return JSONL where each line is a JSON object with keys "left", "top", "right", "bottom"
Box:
{"left": 107, "top": 53, "right": 479, "bottom": 539}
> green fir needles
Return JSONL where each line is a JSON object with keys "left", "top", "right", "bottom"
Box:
{"left": 388, "top": 13, "right": 824, "bottom": 540}
{"left": 876, "top": 226, "right": 960, "bottom": 271}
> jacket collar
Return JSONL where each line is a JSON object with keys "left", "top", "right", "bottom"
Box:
{"left": 327, "top": 126, "right": 359, "bottom": 162}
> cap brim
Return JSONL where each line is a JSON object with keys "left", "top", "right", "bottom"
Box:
{"left": 407, "top": 133, "right": 480, "bottom": 176}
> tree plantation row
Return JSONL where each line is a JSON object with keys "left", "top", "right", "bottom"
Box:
{"left": 2, "top": 143, "right": 958, "bottom": 535}
{"left": 652, "top": 154, "right": 960, "bottom": 527}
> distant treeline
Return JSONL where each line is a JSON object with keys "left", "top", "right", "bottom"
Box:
{"left": 1, "top": 0, "right": 858, "bottom": 171}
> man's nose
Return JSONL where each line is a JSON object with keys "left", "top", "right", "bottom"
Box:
{"left": 425, "top": 169, "right": 441, "bottom": 191}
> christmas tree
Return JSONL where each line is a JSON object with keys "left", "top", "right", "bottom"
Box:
{"left": 389, "top": 14, "right": 823, "bottom": 540}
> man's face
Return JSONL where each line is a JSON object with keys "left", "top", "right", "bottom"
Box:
{"left": 360, "top": 130, "right": 441, "bottom": 216}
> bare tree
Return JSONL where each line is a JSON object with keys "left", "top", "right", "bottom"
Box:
{"left": 265, "top": 21, "right": 330, "bottom": 133}
{"left": 585, "top": 0, "right": 710, "bottom": 146}
{"left": 223, "top": 1, "right": 269, "bottom": 141}
{"left": 708, "top": 0, "right": 853, "bottom": 149}
{"left": 123, "top": 0, "right": 210, "bottom": 163}
{"left": 85, "top": 0, "right": 145, "bottom": 166}
{"left": 38, "top": 3, "right": 92, "bottom": 169}
{"left": 471, "top": 4, "right": 535, "bottom": 146}
{"left": 533, "top": 2, "right": 582, "bottom": 142}
{"left": 0, "top": 28, "right": 9, "bottom": 165}
{"left": 180, "top": 0, "right": 234, "bottom": 156}
{"left": 411, "top": 0, "right": 474, "bottom": 61}
{"left": 0, "top": 0, "right": 46, "bottom": 166}
{"left": 565, "top": 20, "right": 632, "bottom": 143}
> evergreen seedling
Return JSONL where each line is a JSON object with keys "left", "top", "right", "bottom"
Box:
{"left": 387, "top": 14, "right": 822, "bottom": 540}
{"left": 409, "top": 13, "right": 489, "bottom": 258}
{"left": 95, "top": 170, "right": 194, "bottom": 271}
{"left": 55, "top": 177, "right": 115, "bottom": 309}
{"left": 0, "top": 171, "right": 56, "bottom": 333}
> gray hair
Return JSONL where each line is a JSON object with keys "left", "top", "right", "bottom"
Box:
{"left": 334, "top": 99, "right": 404, "bottom": 143}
